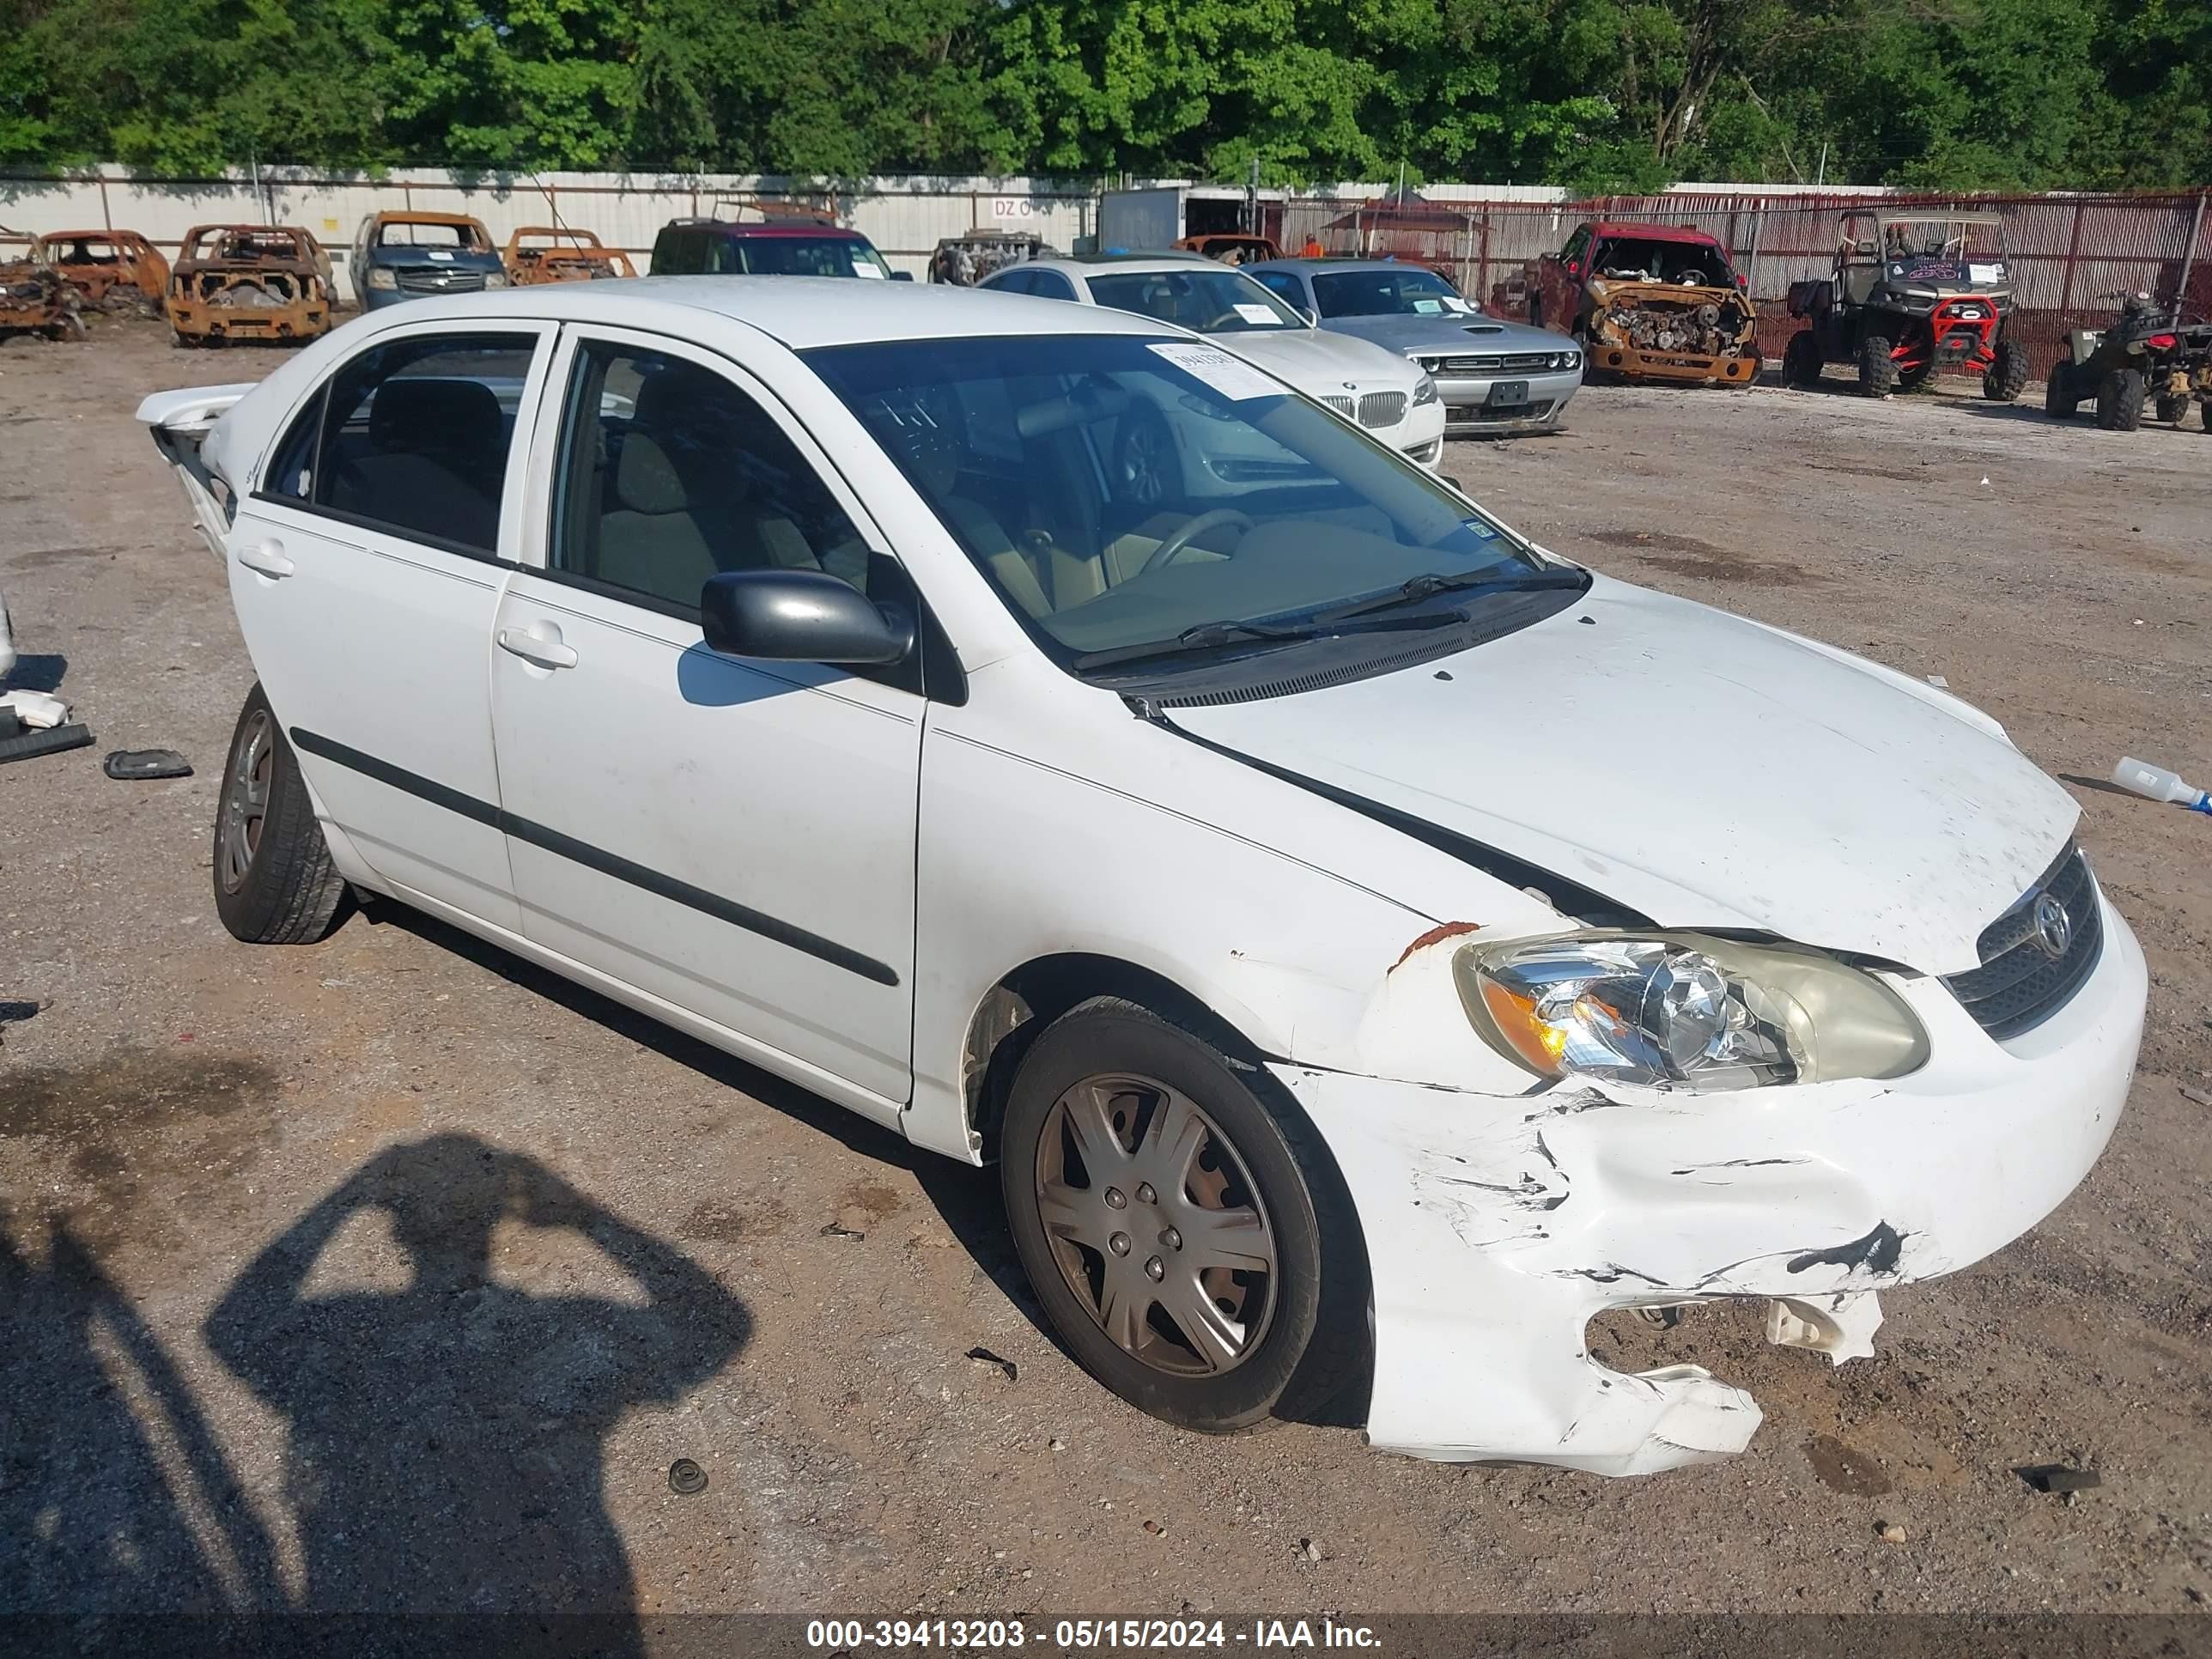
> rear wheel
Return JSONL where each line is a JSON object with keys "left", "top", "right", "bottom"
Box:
{"left": 2095, "top": 367, "right": 2144, "bottom": 431}
{"left": 999, "top": 998, "right": 1367, "bottom": 1433}
{"left": 2154, "top": 392, "right": 2190, "bottom": 425}
{"left": 2045, "top": 362, "right": 2080, "bottom": 417}
{"left": 212, "top": 684, "right": 349, "bottom": 945}
{"left": 1984, "top": 336, "right": 2029, "bottom": 402}
{"left": 1857, "top": 333, "right": 1899, "bottom": 397}
{"left": 1782, "top": 329, "right": 1822, "bottom": 387}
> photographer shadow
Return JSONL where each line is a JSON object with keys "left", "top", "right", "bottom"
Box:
{"left": 204, "top": 1133, "right": 750, "bottom": 1646}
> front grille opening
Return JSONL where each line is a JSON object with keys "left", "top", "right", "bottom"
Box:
{"left": 1942, "top": 842, "right": 2103, "bottom": 1041}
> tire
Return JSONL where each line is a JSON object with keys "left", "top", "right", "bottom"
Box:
{"left": 211, "top": 684, "right": 349, "bottom": 945}
{"left": 1782, "top": 329, "right": 1821, "bottom": 386}
{"left": 2045, "top": 363, "right": 2079, "bottom": 418}
{"left": 1896, "top": 358, "right": 1934, "bottom": 392}
{"left": 999, "top": 997, "right": 1368, "bottom": 1434}
{"left": 1984, "top": 336, "right": 2029, "bottom": 402}
{"left": 1857, "top": 333, "right": 1899, "bottom": 397}
{"left": 2095, "top": 367, "right": 2144, "bottom": 431}
{"left": 2155, "top": 392, "right": 2190, "bottom": 425}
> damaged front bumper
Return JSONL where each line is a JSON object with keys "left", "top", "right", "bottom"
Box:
{"left": 1433, "top": 368, "right": 1582, "bottom": 435}
{"left": 1279, "top": 894, "right": 2145, "bottom": 1475}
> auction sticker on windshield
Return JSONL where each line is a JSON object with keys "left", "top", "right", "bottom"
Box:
{"left": 1147, "top": 343, "right": 1285, "bottom": 401}
{"left": 1231, "top": 303, "right": 1280, "bottom": 325}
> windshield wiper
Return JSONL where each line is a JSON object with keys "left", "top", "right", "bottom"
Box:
{"left": 1072, "top": 611, "right": 1459, "bottom": 673}
{"left": 1313, "top": 566, "right": 1588, "bottom": 625}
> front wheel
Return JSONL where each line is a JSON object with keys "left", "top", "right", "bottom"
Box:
{"left": 1984, "top": 336, "right": 2029, "bottom": 402}
{"left": 212, "top": 684, "right": 349, "bottom": 944}
{"left": 1782, "top": 329, "right": 1822, "bottom": 386}
{"left": 999, "top": 998, "right": 1367, "bottom": 1433}
{"left": 2095, "top": 367, "right": 2144, "bottom": 431}
{"left": 1857, "top": 333, "right": 1899, "bottom": 397}
{"left": 2045, "top": 363, "right": 2079, "bottom": 417}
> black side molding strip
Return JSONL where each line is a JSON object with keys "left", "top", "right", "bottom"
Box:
{"left": 289, "top": 726, "right": 901, "bottom": 988}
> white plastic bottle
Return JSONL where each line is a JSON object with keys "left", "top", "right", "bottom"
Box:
{"left": 2113, "top": 757, "right": 2212, "bottom": 814}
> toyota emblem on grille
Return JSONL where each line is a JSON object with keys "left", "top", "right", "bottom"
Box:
{"left": 2032, "top": 892, "right": 2072, "bottom": 960}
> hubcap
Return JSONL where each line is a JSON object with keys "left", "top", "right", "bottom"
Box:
{"left": 1121, "top": 423, "right": 1170, "bottom": 506}
{"left": 1033, "top": 1073, "right": 1276, "bottom": 1377}
{"left": 219, "top": 709, "right": 274, "bottom": 895}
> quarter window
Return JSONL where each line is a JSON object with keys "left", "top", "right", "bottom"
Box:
{"left": 305, "top": 332, "right": 537, "bottom": 554}
{"left": 550, "top": 341, "right": 875, "bottom": 617}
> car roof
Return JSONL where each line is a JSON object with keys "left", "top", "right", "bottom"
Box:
{"left": 661, "top": 219, "right": 871, "bottom": 240}
{"left": 367, "top": 211, "right": 488, "bottom": 230}
{"left": 1584, "top": 221, "right": 1725, "bottom": 246}
{"left": 349, "top": 276, "right": 1183, "bottom": 350}
{"left": 1246, "top": 258, "right": 1455, "bottom": 279}
{"left": 1026, "top": 255, "right": 1230, "bottom": 276}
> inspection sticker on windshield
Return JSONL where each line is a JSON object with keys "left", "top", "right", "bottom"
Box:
{"left": 1148, "top": 343, "right": 1284, "bottom": 400}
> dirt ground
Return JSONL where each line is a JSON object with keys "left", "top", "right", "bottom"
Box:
{"left": 3, "top": 315, "right": 2209, "bottom": 1639}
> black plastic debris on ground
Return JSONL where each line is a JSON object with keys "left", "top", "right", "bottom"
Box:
{"left": 666, "top": 1458, "right": 708, "bottom": 1496}
{"left": 819, "top": 1221, "right": 865, "bottom": 1241}
{"left": 0, "top": 721, "right": 93, "bottom": 764}
{"left": 965, "top": 1346, "right": 1018, "bottom": 1382}
{"left": 2014, "top": 1463, "right": 2102, "bottom": 1494}
{"left": 104, "top": 748, "right": 192, "bottom": 780}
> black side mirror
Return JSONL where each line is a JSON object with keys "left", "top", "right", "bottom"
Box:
{"left": 890, "top": 270, "right": 915, "bottom": 282}
{"left": 699, "top": 569, "right": 914, "bottom": 665}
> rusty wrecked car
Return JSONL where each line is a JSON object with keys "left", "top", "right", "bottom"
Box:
{"left": 167, "top": 225, "right": 334, "bottom": 349}
{"left": 0, "top": 235, "right": 85, "bottom": 342}
{"left": 502, "top": 226, "right": 637, "bottom": 285}
{"left": 35, "top": 228, "right": 169, "bottom": 316}
{"left": 1508, "top": 221, "right": 1759, "bottom": 387}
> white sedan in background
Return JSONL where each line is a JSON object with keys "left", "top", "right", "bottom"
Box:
{"left": 981, "top": 255, "right": 1446, "bottom": 472}
{"left": 142, "top": 277, "right": 2142, "bottom": 1477}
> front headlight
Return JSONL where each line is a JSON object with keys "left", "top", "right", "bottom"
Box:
{"left": 1558, "top": 349, "right": 1582, "bottom": 372}
{"left": 366, "top": 266, "right": 398, "bottom": 290}
{"left": 484, "top": 271, "right": 510, "bottom": 288}
{"left": 1412, "top": 371, "right": 1439, "bottom": 406}
{"left": 1455, "top": 932, "right": 1928, "bottom": 1092}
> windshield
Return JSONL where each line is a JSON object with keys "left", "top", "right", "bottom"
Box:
{"left": 377, "top": 222, "right": 489, "bottom": 251}
{"left": 805, "top": 333, "right": 1548, "bottom": 672}
{"left": 1592, "top": 237, "right": 1728, "bottom": 285}
{"left": 1312, "top": 267, "right": 1474, "bottom": 319}
{"left": 1085, "top": 269, "right": 1302, "bottom": 334}
{"left": 1872, "top": 218, "right": 2004, "bottom": 261}
{"left": 740, "top": 236, "right": 892, "bottom": 279}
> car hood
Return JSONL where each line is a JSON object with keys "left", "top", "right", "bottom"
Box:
{"left": 369, "top": 248, "right": 505, "bottom": 270}
{"left": 1214, "top": 325, "right": 1419, "bottom": 394}
{"left": 1168, "top": 574, "right": 2076, "bottom": 975}
{"left": 1325, "top": 313, "right": 1567, "bottom": 356}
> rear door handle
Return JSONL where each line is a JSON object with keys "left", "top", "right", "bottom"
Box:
{"left": 497, "top": 626, "right": 579, "bottom": 671}
{"left": 237, "top": 539, "right": 295, "bottom": 579}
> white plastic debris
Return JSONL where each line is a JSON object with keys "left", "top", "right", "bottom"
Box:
{"left": 0, "top": 588, "right": 15, "bottom": 683}
{"left": 0, "top": 690, "right": 67, "bottom": 730}
{"left": 1925, "top": 674, "right": 1948, "bottom": 688}
{"left": 2114, "top": 757, "right": 2212, "bottom": 814}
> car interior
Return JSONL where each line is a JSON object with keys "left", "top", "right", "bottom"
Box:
{"left": 1593, "top": 238, "right": 1723, "bottom": 286}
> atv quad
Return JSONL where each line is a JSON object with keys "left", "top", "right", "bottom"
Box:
{"left": 1782, "top": 210, "right": 2027, "bottom": 400}
{"left": 2044, "top": 292, "right": 2212, "bottom": 433}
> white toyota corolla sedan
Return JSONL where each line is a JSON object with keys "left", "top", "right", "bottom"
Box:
{"left": 979, "top": 255, "right": 1447, "bottom": 470}
{"left": 142, "top": 278, "right": 2143, "bottom": 1476}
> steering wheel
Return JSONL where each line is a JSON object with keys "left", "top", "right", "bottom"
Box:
{"left": 1139, "top": 509, "right": 1255, "bottom": 576}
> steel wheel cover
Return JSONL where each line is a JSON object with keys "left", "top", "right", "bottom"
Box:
{"left": 219, "top": 708, "right": 273, "bottom": 895}
{"left": 1032, "top": 1072, "right": 1277, "bottom": 1377}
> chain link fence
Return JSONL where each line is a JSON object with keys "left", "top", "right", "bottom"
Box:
{"left": 1280, "top": 190, "right": 2212, "bottom": 379}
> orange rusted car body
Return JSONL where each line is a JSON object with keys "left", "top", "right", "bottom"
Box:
{"left": 35, "top": 229, "right": 170, "bottom": 313}
{"left": 167, "top": 225, "right": 334, "bottom": 346}
{"left": 503, "top": 226, "right": 637, "bottom": 285}
{"left": 0, "top": 235, "right": 84, "bottom": 340}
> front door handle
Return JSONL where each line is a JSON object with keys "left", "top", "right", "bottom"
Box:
{"left": 497, "top": 626, "right": 579, "bottom": 671}
{"left": 237, "top": 539, "right": 295, "bottom": 579}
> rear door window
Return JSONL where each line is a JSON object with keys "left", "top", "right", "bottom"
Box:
{"left": 306, "top": 333, "right": 539, "bottom": 555}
